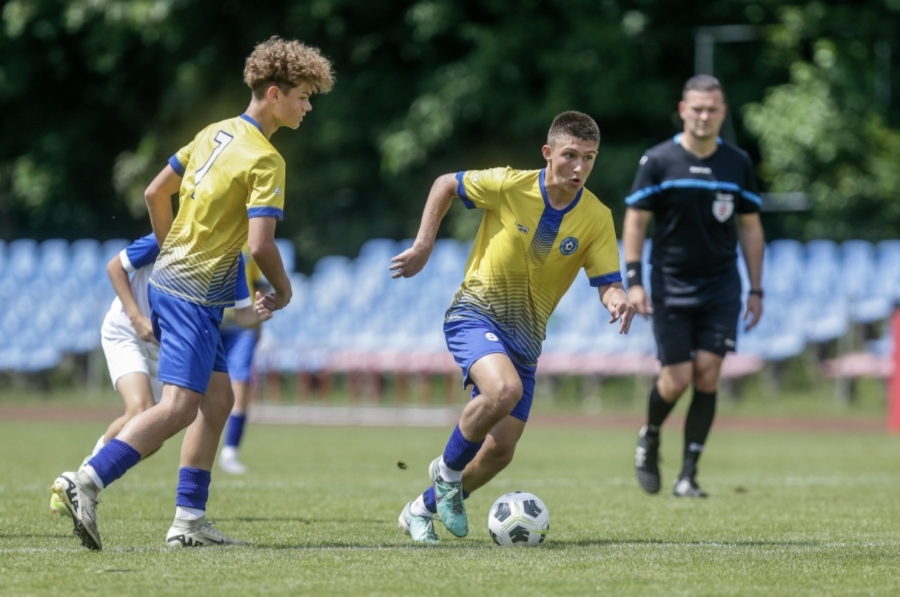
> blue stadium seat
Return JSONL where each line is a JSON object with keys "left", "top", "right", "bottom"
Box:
{"left": 840, "top": 240, "right": 890, "bottom": 322}
{"left": 71, "top": 239, "right": 103, "bottom": 283}
{"left": 358, "top": 238, "right": 397, "bottom": 263}
{"left": 39, "top": 239, "right": 70, "bottom": 282}
{"left": 737, "top": 299, "right": 806, "bottom": 360}
{"left": 7, "top": 239, "right": 39, "bottom": 282}
{"left": 876, "top": 240, "right": 900, "bottom": 304}
{"left": 275, "top": 238, "right": 296, "bottom": 272}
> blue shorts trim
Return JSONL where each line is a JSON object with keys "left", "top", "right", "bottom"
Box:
{"left": 149, "top": 286, "right": 227, "bottom": 395}
{"left": 221, "top": 326, "right": 258, "bottom": 383}
{"left": 443, "top": 319, "right": 536, "bottom": 422}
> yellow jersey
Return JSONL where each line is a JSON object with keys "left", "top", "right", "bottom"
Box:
{"left": 150, "top": 114, "right": 285, "bottom": 307}
{"left": 221, "top": 245, "right": 267, "bottom": 328}
{"left": 447, "top": 167, "right": 622, "bottom": 365}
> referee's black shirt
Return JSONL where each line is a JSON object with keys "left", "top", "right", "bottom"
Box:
{"left": 625, "top": 135, "right": 761, "bottom": 277}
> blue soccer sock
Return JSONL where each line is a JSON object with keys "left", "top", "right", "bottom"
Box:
{"left": 442, "top": 425, "right": 484, "bottom": 472}
{"left": 422, "top": 486, "right": 471, "bottom": 514}
{"left": 175, "top": 467, "right": 212, "bottom": 514}
{"left": 85, "top": 439, "right": 142, "bottom": 489}
{"left": 224, "top": 413, "right": 247, "bottom": 449}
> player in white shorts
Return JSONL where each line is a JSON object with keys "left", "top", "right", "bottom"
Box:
{"left": 51, "top": 232, "right": 269, "bottom": 515}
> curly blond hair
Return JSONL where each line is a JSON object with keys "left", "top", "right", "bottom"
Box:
{"left": 244, "top": 36, "right": 335, "bottom": 98}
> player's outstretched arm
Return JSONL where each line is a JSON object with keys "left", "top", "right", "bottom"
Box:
{"left": 622, "top": 208, "right": 653, "bottom": 317}
{"left": 144, "top": 165, "right": 182, "bottom": 247}
{"left": 738, "top": 212, "right": 765, "bottom": 331}
{"left": 249, "top": 217, "right": 292, "bottom": 311}
{"left": 598, "top": 282, "right": 636, "bottom": 334}
{"left": 390, "top": 173, "right": 458, "bottom": 279}
{"left": 234, "top": 291, "right": 275, "bottom": 329}
{"left": 106, "top": 255, "right": 158, "bottom": 345}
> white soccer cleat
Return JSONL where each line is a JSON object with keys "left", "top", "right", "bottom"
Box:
{"left": 166, "top": 516, "right": 247, "bottom": 547}
{"left": 218, "top": 450, "right": 248, "bottom": 475}
{"left": 51, "top": 471, "right": 102, "bottom": 551}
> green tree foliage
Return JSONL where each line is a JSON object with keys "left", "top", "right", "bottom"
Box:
{"left": 2, "top": 1, "right": 896, "bottom": 269}
{"left": 744, "top": 1, "right": 900, "bottom": 240}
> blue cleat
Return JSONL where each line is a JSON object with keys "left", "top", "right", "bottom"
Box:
{"left": 429, "top": 457, "right": 468, "bottom": 537}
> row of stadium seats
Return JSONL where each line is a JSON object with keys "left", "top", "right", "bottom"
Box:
{"left": 0, "top": 237, "right": 895, "bottom": 375}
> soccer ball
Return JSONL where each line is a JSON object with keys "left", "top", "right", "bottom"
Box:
{"left": 487, "top": 491, "right": 550, "bottom": 547}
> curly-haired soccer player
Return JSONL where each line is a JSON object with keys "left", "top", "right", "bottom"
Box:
{"left": 51, "top": 37, "right": 334, "bottom": 550}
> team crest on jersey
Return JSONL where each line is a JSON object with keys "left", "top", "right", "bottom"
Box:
{"left": 712, "top": 192, "right": 734, "bottom": 223}
{"left": 559, "top": 237, "right": 579, "bottom": 256}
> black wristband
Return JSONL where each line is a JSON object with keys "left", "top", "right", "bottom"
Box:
{"left": 749, "top": 288, "right": 764, "bottom": 298}
{"left": 625, "top": 261, "right": 643, "bottom": 288}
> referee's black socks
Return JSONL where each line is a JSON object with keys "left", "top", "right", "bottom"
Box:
{"left": 681, "top": 390, "right": 717, "bottom": 479}
{"left": 646, "top": 384, "right": 676, "bottom": 436}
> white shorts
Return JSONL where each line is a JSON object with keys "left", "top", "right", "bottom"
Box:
{"left": 100, "top": 307, "right": 163, "bottom": 403}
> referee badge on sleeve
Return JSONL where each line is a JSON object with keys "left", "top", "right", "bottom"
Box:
{"left": 712, "top": 192, "right": 734, "bottom": 222}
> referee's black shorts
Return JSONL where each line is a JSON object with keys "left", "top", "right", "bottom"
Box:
{"left": 650, "top": 267, "right": 742, "bottom": 366}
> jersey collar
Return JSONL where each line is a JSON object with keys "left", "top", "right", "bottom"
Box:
{"left": 539, "top": 168, "right": 583, "bottom": 215}
{"left": 240, "top": 113, "right": 264, "bottom": 135}
{"left": 673, "top": 133, "right": 723, "bottom": 146}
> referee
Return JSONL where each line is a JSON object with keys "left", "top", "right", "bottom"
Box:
{"left": 623, "top": 74, "right": 765, "bottom": 497}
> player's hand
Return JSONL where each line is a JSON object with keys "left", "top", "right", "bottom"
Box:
{"left": 131, "top": 315, "right": 159, "bottom": 346}
{"left": 743, "top": 294, "right": 763, "bottom": 331}
{"left": 628, "top": 285, "right": 653, "bottom": 318}
{"left": 272, "top": 286, "right": 292, "bottom": 311}
{"left": 254, "top": 291, "right": 274, "bottom": 323}
{"left": 389, "top": 242, "right": 432, "bottom": 279}
{"left": 607, "top": 293, "right": 636, "bottom": 334}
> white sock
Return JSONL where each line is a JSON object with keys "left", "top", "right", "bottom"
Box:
{"left": 175, "top": 506, "right": 205, "bottom": 521}
{"left": 409, "top": 495, "right": 433, "bottom": 518}
{"left": 438, "top": 457, "right": 463, "bottom": 483}
{"left": 82, "top": 465, "right": 105, "bottom": 490}
{"left": 92, "top": 435, "right": 107, "bottom": 457}
{"left": 221, "top": 446, "right": 237, "bottom": 460}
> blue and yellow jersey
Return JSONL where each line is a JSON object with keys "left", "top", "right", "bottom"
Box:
{"left": 149, "top": 114, "right": 285, "bottom": 307}
{"left": 447, "top": 167, "right": 622, "bottom": 365}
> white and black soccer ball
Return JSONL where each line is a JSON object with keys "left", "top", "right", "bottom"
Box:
{"left": 487, "top": 491, "right": 550, "bottom": 547}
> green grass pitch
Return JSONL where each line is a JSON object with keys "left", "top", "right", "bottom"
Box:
{"left": 2, "top": 419, "right": 900, "bottom": 596}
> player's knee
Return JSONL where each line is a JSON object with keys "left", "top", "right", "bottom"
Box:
{"left": 658, "top": 375, "right": 690, "bottom": 400}
{"left": 692, "top": 366, "right": 721, "bottom": 391}
{"left": 493, "top": 379, "right": 524, "bottom": 414}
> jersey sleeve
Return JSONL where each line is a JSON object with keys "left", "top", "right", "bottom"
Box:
{"left": 247, "top": 153, "right": 286, "bottom": 220}
{"left": 737, "top": 157, "right": 762, "bottom": 214}
{"left": 233, "top": 251, "right": 252, "bottom": 309}
{"left": 584, "top": 211, "right": 623, "bottom": 287}
{"left": 167, "top": 136, "right": 199, "bottom": 178}
{"left": 120, "top": 233, "right": 160, "bottom": 273}
{"left": 455, "top": 168, "right": 507, "bottom": 211}
{"left": 624, "top": 153, "right": 661, "bottom": 210}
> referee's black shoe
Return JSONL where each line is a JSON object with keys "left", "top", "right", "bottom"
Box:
{"left": 634, "top": 426, "right": 661, "bottom": 494}
{"left": 672, "top": 476, "right": 708, "bottom": 498}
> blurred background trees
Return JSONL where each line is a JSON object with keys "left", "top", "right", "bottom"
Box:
{"left": 1, "top": 0, "right": 899, "bottom": 271}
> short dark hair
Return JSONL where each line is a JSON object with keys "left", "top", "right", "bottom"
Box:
{"left": 683, "top": 74, "right": 725, "bottom": 100}
{"left": 547, "top": 111, "right": 600, "bottom": 147}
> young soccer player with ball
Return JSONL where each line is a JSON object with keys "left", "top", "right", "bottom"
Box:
{"left": 51, "top": 37, "right": 334, "bottom": 550}
{"left": 391, "top": 111, "right": 636, "bottom": 542}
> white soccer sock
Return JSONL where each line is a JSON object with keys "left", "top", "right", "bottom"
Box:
{"left": 438, "top": 457, "right": 463, "bottom": 483}
{"left": 82, "top": 465, "right": 105, "bottom": 490}
{"left": 409, "top": 495, "right": 433, "bottom": 518}
{"left": 221, "top": 446, "right": 237, "bottom": 459}
{"left": 91, "top": 435, "right": 107, "bottom": 457}
{"left": 175, "top": 506, "right": 205, "bottom": 521}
